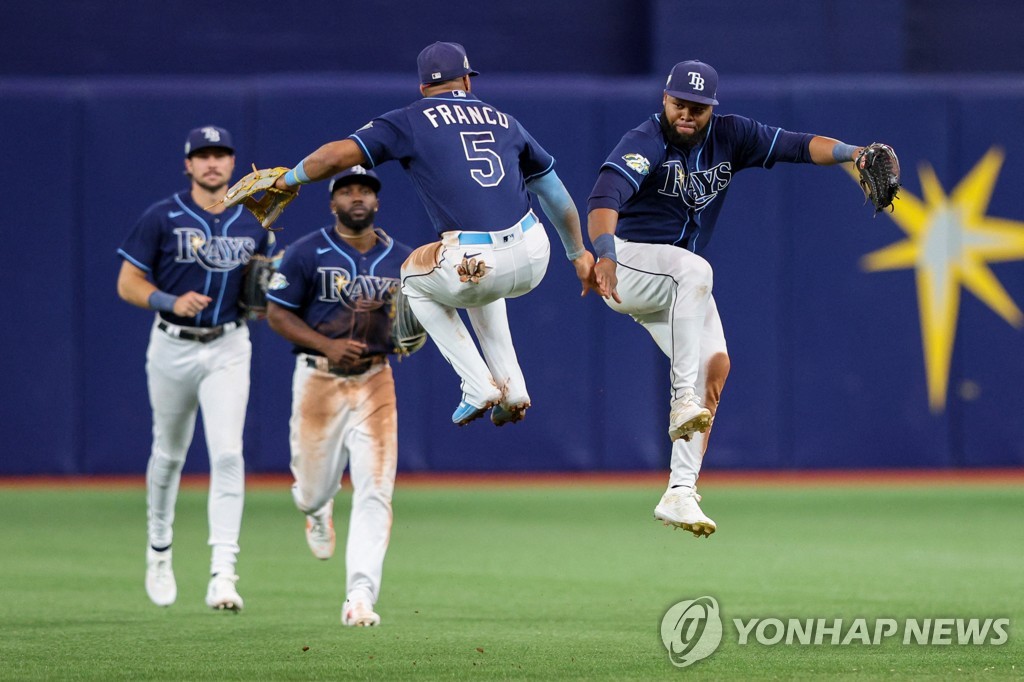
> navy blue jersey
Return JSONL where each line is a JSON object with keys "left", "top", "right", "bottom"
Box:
{"left": 589, "top": 113, "right": 814, "bottom": 253}
{"left": 349, "top": 90, "right": 555, "bottom": 234}
{"left": 266, "top": 227, "right": 413, "bottom": 357}
{"left": 118, "top": 190, "right": 275, "bottom": 326}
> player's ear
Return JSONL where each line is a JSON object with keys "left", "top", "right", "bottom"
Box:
{"left": 462, "top": 75, "right": 472, "bottom": 92}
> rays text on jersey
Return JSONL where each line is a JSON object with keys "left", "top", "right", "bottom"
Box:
{"left": 317, "top": 267, "right": 398, "bottom": 308}
{"left": 659, "top": 160, "right": 732, "bottom": 208}
{"left": 174, "top": 227, "right": 256, "bottom": 272}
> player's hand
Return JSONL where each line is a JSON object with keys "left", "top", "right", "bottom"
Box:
{"left": 572, "top": 251, "right": 598, "bottom": 297}
{"left": 173, "top": 291, "right": 213, "bottom": 318}
{"left": 321, "top": 338, "right": 369, "bottom": 366}
{"left": 273, "top": 175, "right": 294, "bottom": 193}
{"left": 594, "top": 258, "right": 621, "bottom": 304}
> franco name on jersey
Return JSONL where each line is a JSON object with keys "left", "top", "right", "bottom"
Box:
{"left": 421, "top": 92, "right": 510, "bottom": 129}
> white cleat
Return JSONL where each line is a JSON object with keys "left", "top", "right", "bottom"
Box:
{"left": 145, "top": 547, "right": 177, "bottom": 607}
{"left": 305, "top": 500, "right": 336, "bottom": 560}
{"left": 491, "top": 401, "right": 530, "bottom": 427}
{"left": 205, "top": 573, "right": 244, "bottom": 612}
{"left": 654, "top": 488, "right": 717, "bottom": 538}
{"left": 668, "top": 391, "right": 712, "bottom": 442}
{"left": 342, "top": 598, "right": 381, "bottom": 627}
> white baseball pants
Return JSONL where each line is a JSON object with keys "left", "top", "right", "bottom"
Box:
{"left": 401, "top": 211, "right": 551, "bottom": 409}
{"left": 145, "top": 316, "right": 249, "bottom": 576}
{"left": 605, "top": 238, "right": 730, "bottom": 488}
{"left": 288, "top": 357, "right": 397, "bottom": 606}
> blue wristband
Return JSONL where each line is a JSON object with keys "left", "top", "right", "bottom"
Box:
{"left": 283, "top": 160, "right": 312, "bottom": 187}
{"left": 593, "top": 233, "right": 616, "bottom": 261}
{"left": 148, "top": 290, "right": 178, "bottom": 313}
{"left": 832, "top": 142, "right": 858, "bottom": 163}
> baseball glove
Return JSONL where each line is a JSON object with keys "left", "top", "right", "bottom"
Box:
{"left": 223, "top": 165, "right": 298, "bottom": 230}
{"left": 390, "top": 286, "right": 427, "bottom": 356}
{"left": 456, "top": 255, "right": 490, "bottom": 283}
{"left": 855, "top": 143, "right": 901, "bottom": 214}
{"left": 239, "top": 251, "right": 283, "bottom": 320}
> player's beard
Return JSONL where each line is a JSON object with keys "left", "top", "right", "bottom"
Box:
{"left": 191, "top": 174, "right": 229, "bottom": 194}
{"left": 336, "top": 206, "right": 377, "bottom": 231}
{"left": 660, "top": 108, "right": 706, "bottom": 150}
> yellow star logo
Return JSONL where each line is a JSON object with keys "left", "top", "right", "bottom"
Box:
{"left": 334, "top": 273, "right": 349, "bottom": 296}
{"left": 852, "top": 147, "right": 1024, "bottom": 412}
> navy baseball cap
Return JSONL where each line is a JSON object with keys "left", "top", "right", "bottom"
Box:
{"left": 664, "top": 61, "right": 719, "bottom": 106}
{"left": 329, "top": 166, "right": 381, "bottom": 194}
{"left": 184, "top": 125, "right": 234, "bottom": 157}
{"left": 417, "top": 41, "right": 479, "bottom": 85}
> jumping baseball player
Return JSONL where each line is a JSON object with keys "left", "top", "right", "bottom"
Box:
{"left": 266, "top": 167, "right": 413, "bottom": 627}
{"left": 588, "top": 61, "right": 898, "bottom": 538}
{"left": 266, "top": 41, "right": 596, "bottom": 427}
{"left": 117, "top": 125, "right": 275, "bottom": 611}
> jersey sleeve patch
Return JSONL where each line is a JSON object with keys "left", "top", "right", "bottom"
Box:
{"left": 622, "top": 153, "right": 651, "bottom": 176}
{"left": 267, "top": 272, "right": 289, "bottom": 290}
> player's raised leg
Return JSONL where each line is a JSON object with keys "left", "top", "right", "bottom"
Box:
{"left": 402, "top": 245, "right": 503, "bottom": 424}
{"left": 612, "top": 240, "right": 714, "bottom": 440}
{"left": 465, "top": 301, "right": 531, "bottom": 426}
{"left": 287, "top": 359, "right": 353, "bottom": 560}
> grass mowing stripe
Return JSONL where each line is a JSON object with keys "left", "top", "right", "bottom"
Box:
{"left": 0, "top": 485, "right": 1020, "bottom": 680}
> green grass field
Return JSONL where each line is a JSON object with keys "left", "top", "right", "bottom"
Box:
{"left": 1, "top": 479, "right": 1021, "bottom": 680}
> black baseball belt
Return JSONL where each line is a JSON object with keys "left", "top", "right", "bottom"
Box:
{"left": 157, "top": 319, "right": 243, "bottom": 344}
{"left": 304, "top": 355, "right": 386, "bottom": 377}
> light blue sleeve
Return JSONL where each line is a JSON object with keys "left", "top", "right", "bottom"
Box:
{"left": 526, "top": 170, "right": 585, "bottom": 260}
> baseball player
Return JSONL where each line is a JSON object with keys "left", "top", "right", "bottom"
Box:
{"left": 588, "top": 61, "right": 890, "bottom": 537}
{"left": 269, "top": 41, "right": 596, "bottom": 427}
{"left": 266, "top": 167, "right": 412, "bottom": 627}
{"left": 116, "top": 125, "right": 275, "bottom": 611}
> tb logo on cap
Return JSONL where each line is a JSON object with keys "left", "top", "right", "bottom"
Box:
{"left": 201, "top": 126, "right": 222, "bottom": 142}
{"left": 688, "top": 72, "right": 705, "bottom": 91}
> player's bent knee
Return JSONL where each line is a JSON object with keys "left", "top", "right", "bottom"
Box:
{"left": 688, "top": 256, "right": 714, "bottom": 291}
{"left": 292, "top": 485, "right": 334, "bottom": 515}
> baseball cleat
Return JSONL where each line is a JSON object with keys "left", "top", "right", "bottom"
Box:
{"left": 145, "top": 547, "right": 177, "bottom": 607}
{"left": 654, "top": 488, "right": 717, "bottom": 538}
{"left": 491, "top": 401, "right": 530, "bottom": 426}
{"left": 452, "top": 397, "right": 498, "bottom": 426}
{"left": 342, "top": 598, "right": 381, "bottom": 627}
{"left": 305, "top": 500, "right": 336, "bottom": 560}
{"left": 668, "top": 393, "right": 712, "bottom": 442}
{"left": 205, "top": 573, "right": 244, "bottom": 612}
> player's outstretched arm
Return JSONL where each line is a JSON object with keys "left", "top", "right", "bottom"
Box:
{"left": 809, "top": 136, "right": 864, "bottom": 166}
{"left": 273, "top": 139, "right": 368, "bottom": 192}
{"left": 808, "top": 136, "right": 901, "bottom": 212}
{"left": 587, "top": 208, "right": 621, "bottom": 304}
{"left": 526, "top": 171, "right": 598, "bottom": 297}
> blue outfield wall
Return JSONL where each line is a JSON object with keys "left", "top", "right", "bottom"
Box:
{"left": 2, "top": 74, "right": 1024, "bottom": 475}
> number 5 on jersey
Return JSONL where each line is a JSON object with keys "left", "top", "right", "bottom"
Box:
{"left": 460, "top": 131, "right": 506, "bottom": 187}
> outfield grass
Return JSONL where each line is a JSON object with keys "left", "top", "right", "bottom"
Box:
{"left": 0, "top": 480, "right": 1021, "bottom": 680}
